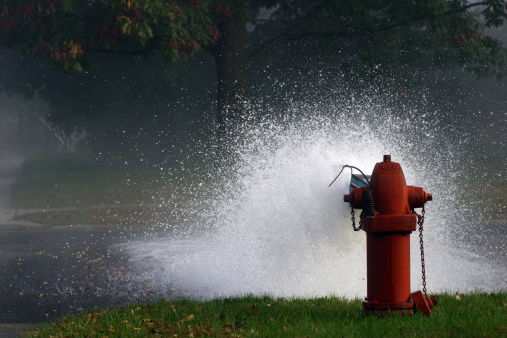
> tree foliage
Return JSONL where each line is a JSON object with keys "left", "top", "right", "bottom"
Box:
{"left": 1, "top": 0, "right": 506, "bottom": 137}
{"left": 244, "top": 0, "right": 507, "bottom": 79}
{"left": 2, "top": 1, "right": 505, "bottom": 73}
{"left": 0, "top": 0, "right": 213, "bottom": 71}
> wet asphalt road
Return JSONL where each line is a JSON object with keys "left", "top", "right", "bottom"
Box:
{"left": 0, "top": 224, "right": 163, "bottom": 325}
{"left": 0, "top": 150, "right": 176, "bottom": 336}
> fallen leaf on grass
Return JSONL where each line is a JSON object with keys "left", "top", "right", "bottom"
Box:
{"left": 249, "top": 304, "right": 259, "bottom": 313}
{"left": 455, "top": 292, "right": 461, "bottom": 301}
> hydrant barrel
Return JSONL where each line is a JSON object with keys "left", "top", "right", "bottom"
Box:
{"left": 365, "top": 233, "right": 413, "bottom": 313}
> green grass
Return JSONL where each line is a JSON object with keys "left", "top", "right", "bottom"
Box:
{"left": 31, "top": 292, "right": 506, "bottom": 337}
{"left": 458, "top": 160, "right": 507, "bottom": 221}
{"left": 10, "top": 153, "right": 207, "bottom": 226}
{"left": 10, "top": 153, "right": 163, "bottom": 209}
{"left": 13, "top": 205, "right": 190, "bottom": 226}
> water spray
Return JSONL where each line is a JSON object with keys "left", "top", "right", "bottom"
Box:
{"left": 121, "top": 93, "right": 505, "bottom": 305}
{"left": 337, "top": 154, "right": 434, "bottom": 315}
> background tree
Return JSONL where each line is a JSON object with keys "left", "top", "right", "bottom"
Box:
{"left": 1, "top": 0, "right": 506, "bottom": 140}
{"left": 0, "top": 46, "right": 216, "bottom": 158}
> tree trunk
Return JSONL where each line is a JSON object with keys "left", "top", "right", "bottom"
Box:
{"left": 211, "top": 16, "right": 249, "bottom": 139}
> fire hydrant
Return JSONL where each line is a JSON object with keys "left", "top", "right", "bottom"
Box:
{"left": 343, "top": 155, "right": 432, "bottom": 315}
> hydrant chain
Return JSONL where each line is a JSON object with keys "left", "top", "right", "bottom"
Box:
{"left": 417, "top": 206, "right": 428, "bottom": 299}
{"left": 350, "top": 207, "right": 362, "bottom": 231}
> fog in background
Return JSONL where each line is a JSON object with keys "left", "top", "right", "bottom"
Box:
{"left": 0, "top": 24, "right": 505, "bottom": 165}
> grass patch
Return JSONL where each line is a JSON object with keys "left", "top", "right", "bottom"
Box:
{"left": 32, "top": 292, "right": 506, "bottom": 337}
{"left": 10, "top": 153, "right": 206, "bottom": 212}
{"left": 459, "top": 160, "right": 507, "bottom": 221}
{"left": 10, "top": 153, "right": 215, "bottom": 226}
{"left": 10, "top": 153, "right": 163, "bottom": 209}
{"left": 10, "top": 153, "right": 210, "bottom": 226}
{"left": 14, "top": 205, "right": 187, "bottom": 226}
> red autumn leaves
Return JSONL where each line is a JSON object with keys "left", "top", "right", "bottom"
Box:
{"left": 1, "top": 1, "right": 233, "bottom": 66}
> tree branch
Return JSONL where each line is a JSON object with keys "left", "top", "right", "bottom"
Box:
{"left": 372, "top": 1, "right": 489, "bottom": 33}
{"left": 87, "top": 44, "right": 159, "bottom": 56}
{"left": 248, "top": 1, "right": 493, "bottom": 65}
{"left": 248, "top": 0, "right": 334, "bottom": 64}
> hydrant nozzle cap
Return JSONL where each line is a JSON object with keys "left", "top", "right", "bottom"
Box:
{"left": 383, "top": 154, "right": 391, "bottom": 162}
{"left": 427, "top": 193, "right": 433, "bottom": 201}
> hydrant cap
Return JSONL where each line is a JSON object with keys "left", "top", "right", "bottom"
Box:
{"left": 371, "top": 155, "right": 410, "bottom": 215}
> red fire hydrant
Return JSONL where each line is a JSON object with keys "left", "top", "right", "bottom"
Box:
{"left": 343, "top": 155, "right": 432, "bottom": 315}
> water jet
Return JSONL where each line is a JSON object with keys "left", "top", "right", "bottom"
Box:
{"left": 120, "top": 89, "right": 506, "bottom": 301}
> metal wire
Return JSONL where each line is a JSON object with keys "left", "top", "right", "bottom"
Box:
{"left": 329, "top": 165, "right": 372, "bottom": 188}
